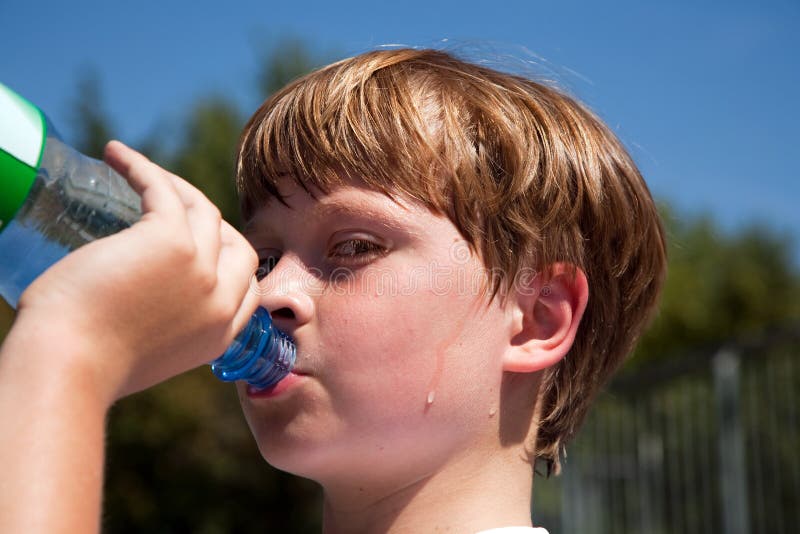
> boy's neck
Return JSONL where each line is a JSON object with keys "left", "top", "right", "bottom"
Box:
{"left": 319, "top": 443, "right": 535, "bottom": 534}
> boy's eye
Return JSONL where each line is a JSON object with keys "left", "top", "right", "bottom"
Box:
{"left": 256, "top": 253, "right": 281, "bottom": 281}
{"left": 328, "top": 239, "right": 386, "bottom": 261}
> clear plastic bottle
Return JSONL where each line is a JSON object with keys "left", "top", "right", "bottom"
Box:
{"left": 0, "top": 82, "right": 294, "bottom": 389}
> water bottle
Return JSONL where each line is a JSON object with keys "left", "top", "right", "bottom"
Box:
{"left": 0, "top": 82, "right": 294, "bottom": 390}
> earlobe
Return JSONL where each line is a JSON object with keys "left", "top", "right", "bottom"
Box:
{"left": 503, "top": 264, "right": 589, "bottom": 373}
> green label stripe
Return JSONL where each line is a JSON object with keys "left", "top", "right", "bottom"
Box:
{"left": 0, "top": 148, "right": 37, "bottom": 230}
{"left": 0, "top": 146, "right": 38, "bottom": 230}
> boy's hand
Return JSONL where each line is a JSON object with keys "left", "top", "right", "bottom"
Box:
{"left": 11, "top": 140, "right": 259, "bottom": 404}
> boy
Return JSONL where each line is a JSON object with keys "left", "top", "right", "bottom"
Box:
{"left": 0, "top": 48, "right": 666, "bottom": 533}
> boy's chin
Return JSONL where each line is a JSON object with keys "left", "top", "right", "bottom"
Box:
{"left": 255, "top": 438, "right": 346, "bottom": 482}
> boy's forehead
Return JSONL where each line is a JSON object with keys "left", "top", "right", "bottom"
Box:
{"left": 243, "top": 179, "right": 423, "bottom": 234}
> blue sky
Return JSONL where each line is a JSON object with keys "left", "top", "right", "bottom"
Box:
{"left": 2, "top": 0, "right": 798, "bottom": 260}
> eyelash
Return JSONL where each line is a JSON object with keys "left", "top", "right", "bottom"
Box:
{"left": 328, "top": 239, "right": 386, "bottom": 262}
{"left": 255, "top": 239, "right": 386, "bottom": 280}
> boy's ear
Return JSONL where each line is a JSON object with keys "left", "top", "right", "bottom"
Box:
{"left": 503, "top": 263, "right": 589, "bottom": 373}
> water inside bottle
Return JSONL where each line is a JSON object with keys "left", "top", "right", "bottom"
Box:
{"left": 0, "top": 136, "right": 141, "bottom": 307}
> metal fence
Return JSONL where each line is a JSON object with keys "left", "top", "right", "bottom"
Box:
{"left": 533, "top": 326, "right": 800, "bottom": 534}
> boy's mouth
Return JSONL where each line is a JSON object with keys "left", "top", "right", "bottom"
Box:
{"left": 246, "top": 370, "right": 307, "bottom": 399}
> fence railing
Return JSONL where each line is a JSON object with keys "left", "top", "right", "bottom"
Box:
{"left": 533, "top": 326, "right": 800, "bottom": 534}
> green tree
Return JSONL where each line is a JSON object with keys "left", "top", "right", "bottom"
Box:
{"left": 631, "top": 207, "right": 800, "bottom": 366}
{"left": 70, "top": 67, "right": 115, "bottom": 159}
{"left": 170, "top": 97, "right": 243, "bottom": 225}
{"left": 257, "top": 37, "right": 323, "bottom": 99}
{"left": 0, "top": 297, "right": 12, "bottom": 338}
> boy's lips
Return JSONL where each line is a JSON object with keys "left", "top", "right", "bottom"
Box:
{"left": 246, "top": 370, "right": 308, "bottom": 399}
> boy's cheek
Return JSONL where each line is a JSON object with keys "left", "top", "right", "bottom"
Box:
{"left": 318, "top": 289, "right": 447, "bottom": 356}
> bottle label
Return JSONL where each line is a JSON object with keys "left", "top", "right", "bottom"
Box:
{"left": 0, "top": 83, "right": 46, "bottom": 232}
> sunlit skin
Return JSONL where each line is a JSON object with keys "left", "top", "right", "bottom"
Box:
{"left": 236, "top": 179, "right": 533, "bottom": 529}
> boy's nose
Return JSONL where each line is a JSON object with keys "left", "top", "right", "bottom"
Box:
{"left": 256, "top": 256, "right": 316, "bottom": 332}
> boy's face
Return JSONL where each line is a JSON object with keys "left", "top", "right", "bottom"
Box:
{"left": 237, "top": 177, "right": 515, "bottom": 488}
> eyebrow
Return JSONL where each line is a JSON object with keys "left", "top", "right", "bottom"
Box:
{"left": 244, "top": 194, "right": 421, "bottom": 239}
{"left": 312, "top": 197, "right": 409, "bottom": 228}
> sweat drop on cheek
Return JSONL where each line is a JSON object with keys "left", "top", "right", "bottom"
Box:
{"left": 0, "top": 82, "right": 296, "bottom": 389}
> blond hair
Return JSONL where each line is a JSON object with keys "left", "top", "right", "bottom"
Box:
{"left": 236, "top": 48, "right": 667, "bottom": 475}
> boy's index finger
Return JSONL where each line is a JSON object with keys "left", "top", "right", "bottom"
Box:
{"left": 165, "top": 173, "right": 211, "bottom": 210}
{"left": 103, "top": 141, "right": 186, "bottom": 221}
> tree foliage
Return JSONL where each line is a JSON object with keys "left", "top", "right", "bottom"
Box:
{"left": 170, "top": 97, "right": 243, "bottom": 225}
{"left": 257, "top": 38, "right": 323, "bottom": 99}
{"left": 70, "top": 67, "right": 115, "bottom": 159}
{"left": 631, "top": 207, "right": 800, "bottom": 366}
